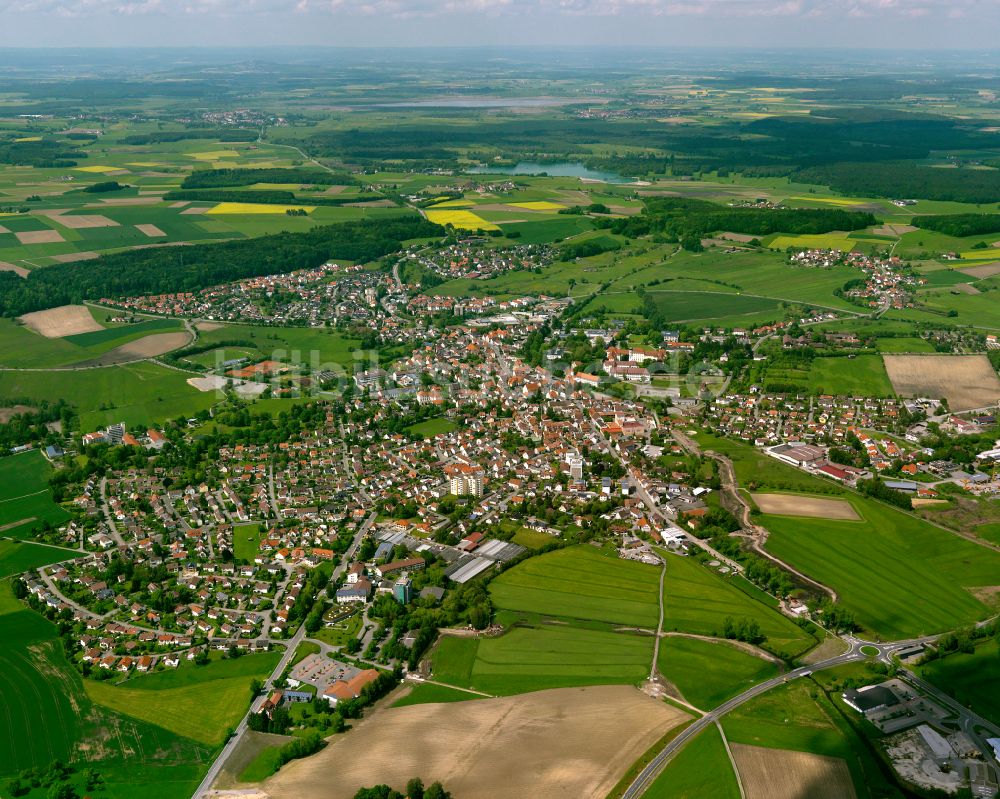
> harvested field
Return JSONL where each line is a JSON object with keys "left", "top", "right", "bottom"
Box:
{"left": 912, "top": 498, "right": 948, "bottom": 507}
{"left": 0, "top": 261, "right": 29, "bottom": 278}
{"left": 19, "top": 305, "right": 102, "bottom": 338}
{"left": 958, "top": 261, "right": 1000, "bottom": 279}
{"left": 872, "top": 224, "right": 917, "bottom": 236}
{"left": 884, "top": 354, "right": 1000, "bottom": 411}
{"left": 717, "top": 231, "right": 757, "bottom": 243}
{"left": 50, "top": 252, "right": 98, "bottom": 263}
{"left": 262, "top": 686, "right": 687, "bottom": 799}
{"left": 0, "top": 224, "right": 8, "bottom": 233}
{"left": 0, "top": 405, "right": 34, "bottom": 423}
{"left": 16, "top": 229, "right": 64, "bottom": 244}
{"left": 49, "top": 214, "right": 119, "bottom": 229}
{"left": 952, "top": 283, "right": 981, "bottom": 294}
{"left": 752, "top": 493, "right": 860, "bottom": 520}
{"left": 92, "top": 197, "right": 162, "bottom": 205}
{"left": 180, "top": 206, "right": 210, "bottom": 215}
{"left": 196, "top": 322, "right": 224, "bottom": 332}
{"left": 135, "top": 224, "right": 166, "bottom": 237}
{"left": 169, "top": 201, "right": 191, "bottom": 208}
{"left": 731, "top": 743, "right": 856, "bottom": 799}
{"left": 73, "top": 332, "right": 192, "bottom": 366}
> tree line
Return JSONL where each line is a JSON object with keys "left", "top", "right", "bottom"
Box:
{"left": 180, "top": 167, "right": 358, "bottom": 189}
{"left": 0, "top": 215, "right": 441, "bottom": 317}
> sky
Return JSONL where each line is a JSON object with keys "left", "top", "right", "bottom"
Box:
{"left": 0, "top": 0, "right": 998, "bottom": 49}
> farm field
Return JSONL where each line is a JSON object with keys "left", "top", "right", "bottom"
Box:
{"left": 430, "top": 624, "right": 653, "bottom": 695}
{"left": 0, "top": 361, "right": 217, "bottom": 431}
{"left": 0, "top": 449, "right": 70, "bottom": 538}
{"left": 85, "top": 650, "right": 279, "bottom": 746}
{"left": 762, "top": 494, "right": 1000, "bottom": 639}
{"left": 182, "top": 323, "right": 365, "bottom": 372}
{"left": 750, "top": 493, "right": 860, "bottom": 520}
{"left": 0, "top": 583, "right": 212, "bottom": 797}
{"left": 0, "top": 540, "right": 78, "bottom": 578}
{"left": 883, "top": 354, "right": 1000, "bottom": 411}
{"left": 722, "top": 680, "right": 882, "bottom": 798}
{"left": 763, "top": 354, "right": 894, "bottom": 397}
{"left": 656, "top": 635, "right": 782, "bottom": 710}
{"left": 488, "top": 545, "right": 661, "bottom": 628}
{"left": 642, "top": 725, "right": 741, "bottom": 799}
{"left": 262, "top": 685, "right": 688, "bottom": 799}
{"left": 660, "top": 551, "right": 818, "bottom": 659}
{"left": 390, "top": 682, "right": 478, "bottom": 707}
{"left": 0, "top": 311, "right": 186, "bottom": 369}
{"left": 695, "top": 432, "right": 843, "bottom": 494}
{"left": 643, "top": 290, "right": 782, "bottom": 325}
{"left": 917, "top": 642, "right": 1000, "bottom": 726}
{"left": 731, "top": 743, "right": 857, "bottom": 799}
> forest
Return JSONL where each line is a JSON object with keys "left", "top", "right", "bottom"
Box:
{"left": 913, "top": 213, "right": 1000, "bottom": 237}
{"left": 180, "top": 167, "right": 358, "bottom": 189}
{"left": 603, "top": 197, "right": 877, "bottom": 246}
{"left": 0, "top": 215, "right": 441, "bottom": 317}
{"left": 795, "top": 162, "right": 1000, "bottom": 204}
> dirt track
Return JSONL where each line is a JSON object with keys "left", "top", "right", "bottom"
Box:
{"left": 263, "top": 685, "right": 688, "bottom": 799}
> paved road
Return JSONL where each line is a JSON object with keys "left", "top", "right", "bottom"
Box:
{"left": 192, "top": 624, "right": 306, "bottom": 798}
{"left": 621, "top": 649, "right": 865, "bottom": 799}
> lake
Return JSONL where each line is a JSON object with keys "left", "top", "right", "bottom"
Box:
{"left": 467, "top": 161, "right": 631, "bottom": 184}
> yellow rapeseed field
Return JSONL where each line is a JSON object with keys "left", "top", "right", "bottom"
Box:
{"left": 425, "top": 209, "right": 499, "bottom": 231}
{"left": 508, "top": 201, "right": 566, "bottom": 211}
{"left": 206, "top": 202, "right": 316, "bottom": 215}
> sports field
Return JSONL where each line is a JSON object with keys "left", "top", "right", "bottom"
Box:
{"left": 656, "top": 636, "right": 781, "bottom": 710}
{"left": 762, "top": 494, "right": 1000, "bottom": 638}
{"left": 488, "top": 545, "right": 661, "bottom": 627}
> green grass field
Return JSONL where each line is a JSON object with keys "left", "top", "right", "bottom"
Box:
{"left": 918, "top": 641, "right": 1000, "bottom": 726}
{"left": 657, "top": 635, "right": 781, "bottom": 710}
{"left": 643, "top": 725, "right": 741, "bottom": 799}
{"left": 407, "top": 417, "right": 458, "bottom": 438}
{"left": 721, "top": 678, "right": 892, "bottom": 798}
{"left": 0, "top": 450, "right": 70, "bottom": 538}
{"left": 488, "top": 545, "right": 661, "bottom": 628}
{"left": 763, "top": 354, "right": 894, "bottom": 397}
{"left": 763, "top": 495, "right": 1000, "bottom": 638}
{"left": 232, "top": 522, "right": 264, "bottom": 563}
{"left": 391, "top": 682, "right": 479, "bottom": 707}
{"left": 644, "top": 291, "right": 782, "bottom": 325}
{"left": 85, "top": 651, "right": 279, "bottom": 746}
{"left": 0, "top": 540, "right": 78, "bottom": 578}
{"left": 0, "top": 361, "right": 217, "bottom": 431}
{"left": 661, "top": 553, "right": 816, "bottom": 659}
{"left": 431, "top": 625, "right": 653, "bottom": 696}
{"left": 0, "top": 583, "right": 212, "bottom": 795}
